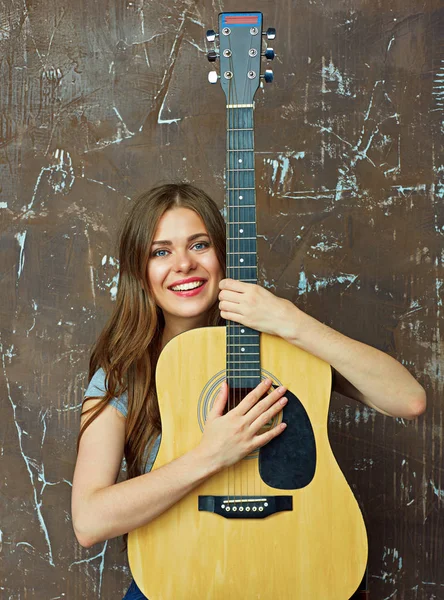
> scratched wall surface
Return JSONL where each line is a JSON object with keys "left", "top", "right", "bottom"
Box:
{"left": 0, "top": 0, "right": 442, "bottom": 598}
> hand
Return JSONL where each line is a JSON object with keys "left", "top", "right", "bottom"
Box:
{"left": 218, "top": 278, "right": 299, "bottom": 339}
{"left": 197, "top": 378, "right": 288, "bottom": 472}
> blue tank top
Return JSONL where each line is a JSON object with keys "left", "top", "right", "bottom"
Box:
{"left": 84, "top": 368, "right": 161, "bottom": 473}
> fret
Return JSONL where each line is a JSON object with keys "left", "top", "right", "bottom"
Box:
{"left": 227, "top": 205, "right": 255, "bottom": 208}
{"left": 228, "top": 236, "right": 256, "bottom": 239}
{"left": 227, "top": 352, "right": 260, "bottom": 356}
{"left": 227, "top": 187, "right": 256, "bottom": 190}
{"left": 226, "top": 221, "right": 256, "bottom": 224}
{"left": 227, "top": 128, "right": 254, "bottom": 131}
{"left": 227, "top": 265, "right": 257, "bottom": 269}
{"left": 228, "top": 149, "right": 254, "bottom": 151}
{"left": 226, "top": 251, "right": 256, "bottom": 254}
{"left": 225, "top": 362, "right": 259, "bottom": 365}
{"left": 226, "top": 104, "right": 254, "bottom": 108}
{"left": 225, "top": 366, "right": 260, "bottom": 373}
{"left": 226, "top": 169, "right": 255, "bottom": 172}
{"left": 227, "top": 190, "right": 255, "bottom": 195}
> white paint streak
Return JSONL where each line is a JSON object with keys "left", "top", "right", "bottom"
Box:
{"left": 15, "top": 231, "right": 27, "bottom": 280}
{"left": 0, "top": 336, "right": 55, "bottom": 566}
{"left": 101, "top": 255, "right": 120, "bottom": 301}
{"left": 321, "top": 57, "right": 354, "bottom": 97}
{"left": 23, "top": 149, "right": 75, "bottom": 212}
{"left": 297, "top": 269, "right": 360, "bottom": 295}
{"left": 69, "top": 541, "right": 108, "bottom": 596}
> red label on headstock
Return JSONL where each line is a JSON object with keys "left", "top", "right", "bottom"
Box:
{"left": 224, "top": 15, "right": 259, "bottom": 24}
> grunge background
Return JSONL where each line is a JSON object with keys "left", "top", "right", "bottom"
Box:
{"left": 0, "top": 0, "right": 442, "bottom": 598}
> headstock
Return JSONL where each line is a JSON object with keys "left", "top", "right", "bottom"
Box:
{"left": 206, "top": 12, "right": 276, "bottom": 105}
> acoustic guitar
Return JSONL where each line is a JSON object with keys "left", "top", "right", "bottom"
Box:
{"left": 128, "top": 11, "right": 368, "bottom": 599}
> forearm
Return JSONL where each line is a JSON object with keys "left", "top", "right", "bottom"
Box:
{"left": 75, "top": 446, "right": 217, "bottom": 548}
{"left": 281, "top": 301, "right": 426, "bottom": 419}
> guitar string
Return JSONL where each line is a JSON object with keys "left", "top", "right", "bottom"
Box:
{"left": 227, "top": 31, "right": 235, "bottom": 507}
{"left": 226, "top": 24, "right": 261, "bottom": 507}
{"left": 242, "top": 41, "right": 252, "bottom": 504}
{"left": 238, "top": 37, "right": 253, "bottom": 506}
{"left": 233, "top": 29, "right": 257, "bottom": 505}
{"left": 243, "top": 30, "right": 257, "bottom": 503}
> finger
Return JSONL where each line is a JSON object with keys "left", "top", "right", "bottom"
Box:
{"left": 220, "top": 279, "right": 246, "bottom": 291}
{"left": 207, "top": 381, "right": 228, "bottom": 420}
{"left": 219, "top": 301, "right": 243, "bottom": 315}
{"left": 252, "top": 420, "right": 287, "bottom": 450}
{"left": 219, "top": 290, "right": 243, "bottom": 303}
{"left": 244, "top": 385, "right": 287, "bottom": 425}
{"left": 250, "top": 395, "right": 287, "bottom": 432}
{"left": 233, "top": 378, "right": 274, "bottom": 416}
{"left": 219, "top": 310, "right": 241, "bottom": 323}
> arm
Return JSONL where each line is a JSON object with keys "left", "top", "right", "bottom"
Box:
{"left": 71, "top": 400, "right": 216, "bottom": 549}
{"left": 280, "top": 301, "right": 426, "bottom": 420}
{"left": 72, "top": 379, "right": 287, "bottom": 548}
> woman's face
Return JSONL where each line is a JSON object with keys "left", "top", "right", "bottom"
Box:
{"left": 147, "top": 207, "right": 224, "bottom": 325}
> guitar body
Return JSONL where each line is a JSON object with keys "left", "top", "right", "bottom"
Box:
{"left": 128, "top": 327, "right": 368, "bottom": 599}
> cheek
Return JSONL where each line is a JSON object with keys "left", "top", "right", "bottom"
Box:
{"left": 147, "top": 262, "right": 166, "bottom": 290}
{"left": 204, "top": 251, "right": 223, "bottom": 277}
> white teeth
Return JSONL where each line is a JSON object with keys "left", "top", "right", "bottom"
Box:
{"left": 170, "top": 280, "right": 205, "bottom": 291}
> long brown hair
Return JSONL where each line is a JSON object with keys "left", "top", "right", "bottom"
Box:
{"left": 77, "top": 183, "right": 226, "bottom": 543}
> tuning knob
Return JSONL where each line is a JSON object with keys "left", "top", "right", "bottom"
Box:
{"left": 262, "top": 48, "right": 275, "bottom": 60}
{"left": 262, "top": 27, "right": 276, "bottom": 40}
{"left": 208, "top": 71, "right": 219, "bottom": 84}
{"left": 261, "top": 69, "right": 274, "bottom": 83}
{"left": 206, "top": 29, "right": 218, "bottom": 42}
{"left": 207, "top": 50, "right": 218, "bottom": 62}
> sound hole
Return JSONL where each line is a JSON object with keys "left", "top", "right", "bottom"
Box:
{"left": 259, "top": 388, "right": 316, "bottom": 490}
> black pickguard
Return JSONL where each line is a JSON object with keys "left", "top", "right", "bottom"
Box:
{"left": 259, "top": 388, "right": 316, "bottom": 490}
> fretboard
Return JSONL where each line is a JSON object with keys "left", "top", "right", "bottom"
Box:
{"left": 225, "top": 106, "right": 261, "bottom": 390}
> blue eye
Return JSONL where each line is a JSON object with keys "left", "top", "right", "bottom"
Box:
{"left": 151, "top": 241, "right": 210, "bottom": 258}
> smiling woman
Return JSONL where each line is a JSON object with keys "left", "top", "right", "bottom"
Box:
{"left": 71, "top": 182, "right": 426, "bottom": 600}
{"left": 73, "top": 183, "right": 227, "bottom": 494}
{"left": 147, "top": 207, "right": 224, "bottom": 346}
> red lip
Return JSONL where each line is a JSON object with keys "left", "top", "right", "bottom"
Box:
{"left": 169, "top": 281, "right": 208, "bottom": 297}
{"left": 167, "top": 277, "right": 207, "bottom": 289}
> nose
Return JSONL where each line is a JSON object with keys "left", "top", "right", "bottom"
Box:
{"left": 172, "top": 249, "right": 197, "bottom": 272}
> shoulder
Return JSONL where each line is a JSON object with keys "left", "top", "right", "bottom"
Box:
{"left": 84, "top": 368, "right": 128, "bottom": 419}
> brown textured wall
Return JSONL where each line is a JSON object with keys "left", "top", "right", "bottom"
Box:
{"left": 0, "top": 0, "right": 442, "bottom": 598}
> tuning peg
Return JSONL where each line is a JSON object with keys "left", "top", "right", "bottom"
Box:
{"left": 206, "top": 29, "right": 218, "bottom": 42}
{"left": 208, "top": 71, "right": 220, "bottom": 84}
{"left": 207, "top": 50, "right": 218, "bottom": 62}
{"left": 262, "top": 48, "right": 275, "bottom": 60}
{"left": 261, "top": 69, "right": 274, "bottom": 83}
{"left": 262, "top": 27, "right": 276, "bottom": 40}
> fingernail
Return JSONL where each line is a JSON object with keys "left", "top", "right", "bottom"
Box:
{"left": 278, "top": 386, "right": 286, "bottom": 393}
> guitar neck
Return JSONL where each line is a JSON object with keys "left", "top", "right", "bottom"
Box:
{"left": 225, "top": 106, "right": 261, "bottom": 390}
{"left": 226, "top": 105, "right": 257, "bottom": 285}
{"left": 211, "top": 11, "right": 269, "bottom": 391}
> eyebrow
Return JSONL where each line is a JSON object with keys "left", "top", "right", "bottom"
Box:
{"left": 151, "top": 233, "right": 210, "bottom": 246}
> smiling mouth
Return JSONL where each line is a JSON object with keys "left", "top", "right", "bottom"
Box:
{"left": 168, "top": 280, "right": 207, "bottom": 292}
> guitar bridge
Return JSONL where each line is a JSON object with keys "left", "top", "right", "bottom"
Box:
{"left": 198, "top": 495, "right": 292, "bottom": 519}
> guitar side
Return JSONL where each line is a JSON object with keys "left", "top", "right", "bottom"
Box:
{"left": 128, "top": 327, "right": 368, "bottom": 600}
